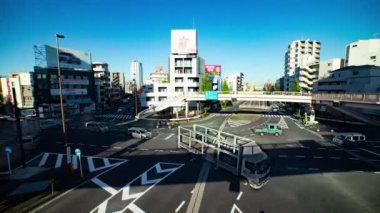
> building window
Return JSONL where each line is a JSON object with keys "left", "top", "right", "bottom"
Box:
{"left": 37, "top": 74, "right": 42, "bottom": 79}
{"left": 352, "top": 44, "right": 357, "bottom": 47}
{"left": 175, "top": 77, "right": 184, "bottom": 83}
{"left": 370, "top": 56, "right": 376, "bottom": 59}
{"left": 175, "top": 87, "right": 184, "bottom": 92}
{"left": 353, "top": 71, "right": 359, "bottom": 76}
{"left": 158, "top": 87, "right": 167, "bottom": 92}
{"left": 327, "top": 63, "right": 332, "bottom": 66}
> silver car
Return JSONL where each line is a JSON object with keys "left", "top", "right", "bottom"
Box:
{"left": 128, "top": 127, "right": 152, "bottom": 139}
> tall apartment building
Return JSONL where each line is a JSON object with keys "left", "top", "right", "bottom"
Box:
{"left": 345, "top": 38, "right": 380, "bottom": 66}
{"left": 142, "top": 29, "right": 204, "bottom": 109}
{"left": 93, "top": 62, "right": 110, "bottom": 109}
{"left": 318, "top": 58, "right": 345, "bottom": 79}
{"left": 225, "top": 72, "right": 244, "bottom": 94}
{"left": 144, "top": 66, "right": 168, "bottom": 84}
{"left": 284, "top": 39, "right": 321, "bottom": 91}
{"left": 110, "top": 72, "right": 125, "bottom": 103}
{"left": 131, "top": 60, "right": 143, "bottom": 91}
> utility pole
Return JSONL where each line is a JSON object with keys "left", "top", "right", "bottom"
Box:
{"left": 12, "top": 85, "right": 26, "bottom": 168}
{"left": 55, "top": 34, "right": 71, "bottom": 166}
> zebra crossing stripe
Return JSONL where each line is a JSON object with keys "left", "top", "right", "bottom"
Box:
{"left": 55, "top": 154, "right": 63, "bottom": 168}
{"left": 38, "top": 153, "right": 49, "bottom": 167}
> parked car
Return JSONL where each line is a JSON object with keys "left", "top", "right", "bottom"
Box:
{"left": 85, "top": 121, "right": 109, "bottom": 133}
{"left": 332, "top": 133, "right": 366, "bottom": 147}
{"left": 128, "top": 127, "right": 152, "bottom": 139}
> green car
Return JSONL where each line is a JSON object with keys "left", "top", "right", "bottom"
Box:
{"left": 253, "top": 123, "right": 283, "bottom": 136}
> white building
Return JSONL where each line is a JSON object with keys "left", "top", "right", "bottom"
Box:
{"left": 142, "top": 29, "right": 204, "bottom": 111}
{"left": 318, "top": 58, "right": 345, "bottom": 79}
{"left": 225, "top": 73, "right": 244, "bottom": 94}
{"left": 284, "top": 39, "right": 321, "bottom": 91}
{"left": 92, "top": 62, "right": 110, "bottom": 108}
{"left": 8, "top": 72, "right": 34, "bottom": 108}
{"left": 345, "top": 39, "right": 380, "bottom": 66}
{"left": 131, "top": 60, "right": 143, "bottom": 90}
{"left": 294, "top": 54, "right": 319, "bottom": 92}
{"left": 144, "top": 66, "right": 168, "bottom": 85}
{"left": 313, "top": 65, "right": 380, "bottom": 93}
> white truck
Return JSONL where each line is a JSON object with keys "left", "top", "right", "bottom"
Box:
{"left": 178, "top": 124, "right": 270, "bottom": 189}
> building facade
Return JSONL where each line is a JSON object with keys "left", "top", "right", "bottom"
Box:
{"left": 131, "top": 60, "right": 143, "bottom": 91}
{"left": 110, "top": 72, "right": 125, "bottom": 104}
{"left": 225, "top": 72, "right": 244, "bottom": 94}
{"left": 318, "top": 58, "right": 345, "bottom": 79}
{"left": 284, "top": 39, "right": 321, "bottom": 91}
{"left": 93, "top": 62, "right": 110, "bottom": 109}
{"left": 141, "top": 29, "right": 204, "bottom": 109}
{"left": 345, "top": 39, "right": 380, "bottom": 66}
{"left": 33, "top": 67, "right": 95, "bottom": 118}
{"left": 313, "top": 65, "right": 380, "bottom": 93}
{"left": 144, "top": 66, "right": 168, "bottom": 85}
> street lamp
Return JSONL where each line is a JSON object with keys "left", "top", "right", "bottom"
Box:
{"left": 55, "top": 34, "right": 71, "bottom": 166}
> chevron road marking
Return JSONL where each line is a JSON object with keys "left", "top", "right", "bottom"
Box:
{"left": 230, "top": 204, "right": 243, "bottom": 213}
{"left": 90, "top": 162, "right": 184, "bottom": 213}
{"left": 91, "top": 177, "right": 118, "bottom": 195}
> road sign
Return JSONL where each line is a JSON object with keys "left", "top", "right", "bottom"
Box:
{"left": 75, "top": 148, "right": 81, "bottom": 156}
{"left": 5, "top": 146, "right": 12, "bottom": 154}
{"left": 205, "top": 91, "right": 218, "bottom": 100}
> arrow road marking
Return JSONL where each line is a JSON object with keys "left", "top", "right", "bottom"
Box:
{"left": 90, "top": 162, "right": 184, "bottom": 213}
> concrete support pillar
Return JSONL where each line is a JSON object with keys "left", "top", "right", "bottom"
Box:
{"left": 196, "top": 102, "right": 200, "bottom": 115}
{"left": 185, "top": 101, "right": 189, "bottom": 118}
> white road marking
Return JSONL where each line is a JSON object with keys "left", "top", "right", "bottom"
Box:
{"left": 374, "top": 172, "right": 380, "bottom": 174}
{"left": 296, "top": 155, "right": 305, "bottom": 158}
{"left": 230, "top": 204, "right": 243, "bottom": 213}
{"left": 175, "top": 201, "right": 186, "bottom": 212}
{"left": 359, "top": 148, "right": 380, "bottom": 157}
{"left": 38, "top": 153, "right": 49, "bottom": 167}
{"left": 165, "top": 133, "right": 175, "bottom": 140}
{"left": 330, "top": 157, "right": 341, "bottom": 160}
{"left": 187, "top": 162, "right": 211, "bottom": 213}
{"left": 279, "top": 155, "right": 288, "bottom": 158}
{"left": 236, "top": 191, "right": 243, "bottom": 200}
{"left": 313, "top": 156, "right": 323, "bottom": 159}
{"left": 72, "top": 155, "right": 78, "bottom": 169}
{"left": 113, "top": 146, "right": 122, "bottom": 149}
{"left": 154, "top": 149, "right": 164, "bottom": 152}
{"left": 91, "top": 177, "right": 118, "bottom": 195}
{"left": 55, "top": 154, "right": 63, "bottom": 168}
{"left": 190, "top": 189, "right": 194, "bottom": 194}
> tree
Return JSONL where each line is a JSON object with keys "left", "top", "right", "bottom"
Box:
{"left": 200, "top": 73, "right": 212, "bottom": 92}
{"left": 274, "top": 83, "right": 281, "bottom": 91}
{"left": 221, "top": 80, "right": 230, "bottom": 94}
{"left": 292, "top": 80, "right": 301, "bottom": 92}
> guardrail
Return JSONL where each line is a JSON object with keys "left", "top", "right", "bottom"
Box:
{"left": 313, "top": 93, "right": 380, "bottom": 104}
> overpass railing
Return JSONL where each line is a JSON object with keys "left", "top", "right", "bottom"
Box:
{"left": 313, "top": 93, "right": 380, "bottom": 104}
{"left": 197, "top": 91, "right": 312, "bottom": 96}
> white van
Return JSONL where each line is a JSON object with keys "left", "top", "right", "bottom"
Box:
{"left": 128, "top": 127, "right": 152, "bottom": 139}
{"left": 85, "top": 121, "right": 109, "bottom": 133}
{"left": 332, "top": 132, "right": 366, "bottom": 146}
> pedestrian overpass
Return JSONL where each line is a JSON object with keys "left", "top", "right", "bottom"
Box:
{"left": 137, "top": 92, "right": 380, "bottom": 119}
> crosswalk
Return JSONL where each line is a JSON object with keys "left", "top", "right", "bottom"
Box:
{"left": 29, "top": 152, "right": 127, "bottom": 173}
{"left": 95, "top": 114, "right": 133, "bottom": 120}
{"left": 209, "top": 113, "right": 231, "bottom": 118}
{"left": 262, "top": 114, "right": 291, "bottom": 118}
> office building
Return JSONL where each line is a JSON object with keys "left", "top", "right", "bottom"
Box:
{"left": 318, "top": 58, "right": 345, "bottom": 79}
{"left": 313, "top": 65, "right": 380, "bottom": 93}
{"left": 345, "top": 39, "right": 380, "bottom": 66}
{"left": 93, "top": 62, "right": 111, "bottom": 109}
{"left": 33, "top": 45, "right": 95, "bottom": 117}
{"left": 284, "top": 39, "right": 321, "bottom": 91}
{"left": 131, "top": 60, "right": 143, "bottom": 91}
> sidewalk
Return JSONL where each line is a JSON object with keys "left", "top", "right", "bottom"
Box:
{"left": 0, "top": 154, "right": 88, "bottom": 212}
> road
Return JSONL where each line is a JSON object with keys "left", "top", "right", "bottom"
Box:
{"left": 2, "top": 105, "right": 380, "bottom": 213}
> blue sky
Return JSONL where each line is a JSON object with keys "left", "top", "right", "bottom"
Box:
{"left": 0, "top": 0, "right": 379, "bottom": 86}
